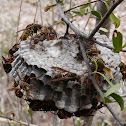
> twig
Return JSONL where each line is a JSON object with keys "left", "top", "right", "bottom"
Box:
{"left": 16, "top": 0, "right": 23, "bottom": 42}
{"left": 0, "top": 116, "right": 37, "bottom": 126}
{"left": 88, "top": 0, "right": 124, "bottom": 39}
{"left": 84, "top": 3, "right": 96, "bottom": 30}
{"left": 57, "top": 1, "right": 126, "bottom": 126}
{"left": 57, "top": 1, "right": 126, "bottom": 52}
{"left": 64, "top": 0, "right": 99, "bottom": 13}
{"left": 33, "top": 2, "right": 38, "bottom": 23}
{"left": 38, "top": 0, "right": 43, "bottom": 25}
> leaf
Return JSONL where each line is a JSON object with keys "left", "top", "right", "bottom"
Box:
{"left": 103, "top": 67, "right": 113, "bottom": 80}
{"left": 80, "top": 7, "right": 85, "bottom": 15}
{"left": 122, "top": 43, "right": 126, "bottom": 48}
{"left": 110, "top": 93, "right": 124, "bottom": 111}
{"left": 99, "top": 27, "right": 108, "bottom": 33}
{"left": 80, "top": 4, "right": 89, "bottom": 9}
{"left": 44, "top": 4, "right": 56, "bottom": 12}
{"left": 72, "top": 11, "right": 83, "bottom": 16}
{"left": 104, "top": 97, "right": 113, "bottom": 103}
{"left": 103, "top": 1, "right": 120, "bottom": 28}
{"left": 110, "top": 13, "right": 120, "bottom": 28}
{"left": 102, "top": 90, "right": 124, "bottom": 110}
{"left": 25, "top": 104, "right": 31, "bottom": 115}
{"left": 91, "top": 10, "right": 102, "bottom": 19}
{"left": 89, "top": 56, "right": 98, "bottom": 71}
{"left": 93, "top": 71, "right": 113, "bottom": 87}
{"left": 112, "top": 30, "right": 123, "bottom": 52}
{"left": 104, "top": 84, "right": 121, "bottom": 97}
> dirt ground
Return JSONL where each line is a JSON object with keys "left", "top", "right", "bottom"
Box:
{"left": 0, "top": 0, "right": 126, "bottom": 126}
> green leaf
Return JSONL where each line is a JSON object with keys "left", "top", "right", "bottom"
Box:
{"left": 93, "top": 71, "right": 113, "bottom": 87}
{"left": 72, "top": 11, "right": 83, "bottom": 16}
{"left": 102, "top": 90, "right": 124, "bottom": 110}
{"left": 103, "top": 1, "right": 120, "bottom": 28}
{"left": 81, "top": 4, "right": 89, "bottom": 9}
{"left": 99, "top": 27, "right": 108, "bottom": 33}
{"left": 112, "top": 30, "right": 123, "bottom": 52}
{"left": 110, "top": 93, "right": 124, "bottom": 111}
{"left": 91, "top": 10, "right": 102, "bottom": 19}
{"left": 80, "top": 7, "right": 85, "bottom": 15}
{"left": 4, "top": 50, "right": 9, "bottom": 55}
{"left": 104, "top": 84, "right": 121, "bottom": 97}
{"left": 44, "top": 4, "right": 56, "bottom": 12}
{"left": 122, "top": 43, "right": 126, "bottom": 48}
{"left": 104, "top": 97, "right": 113, "bottom": 103}
{"left": 110, "top": 13, "right": 120, "bottom": 28}
{"left": 89, "top": 56, "right": 98, "bottom": 71}
{"left": 25, "top": 104, "right": 31, "bottom": 115}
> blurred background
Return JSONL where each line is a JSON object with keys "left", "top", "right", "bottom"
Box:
{"left": 0, "top": 0, "right": 126, "bottom": 126}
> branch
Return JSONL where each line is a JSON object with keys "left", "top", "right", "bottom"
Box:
{"left": 38, "top": 0, "right": 43, "bottom": 25}
{"left": 64, "top": 0, "right": 99, "bottom": 13}
{"left": 84, "top": 3, "right": 96, "bottom": 30}
{"left": 0, "top": 116, "right": 37, "bottom": 126}
{"left": 57, "top": 0, "right": 126, "bottom": 52}
{"left": 88, "top": 0, "right": 124, "bottom": 39}
{"left": 57, "top": 1, "right": 125, "bottom": 126}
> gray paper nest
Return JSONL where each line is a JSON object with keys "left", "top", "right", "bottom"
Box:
{"left": 9, "top": 31, "right": 122, "bottom": 118}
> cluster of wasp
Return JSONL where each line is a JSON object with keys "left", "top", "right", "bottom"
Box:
{"left": 2, "top": 23, "right": 57, "bottom": 99}
{"left": 2, "top": 43, "right": 19, "bottom": 73}
{"left": 2, "top": 23, "right": 107, "bottom": 119}
{"left": 28, "top": 96, "right": 103, "bottom": 119}
{"left": 19, "top": 23, "right": 57, "bottom": 44}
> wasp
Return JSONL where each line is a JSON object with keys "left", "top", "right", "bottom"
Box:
{"left": 2, "top": 56, "right": 14, "bottom": 73}
{"left": 9, "top": 70, "right": 36, "bottom": 99}
{"left": 119, "top": 62, "right": 126, "bottom": 80}
{"left": 19, "top": 23, "right": 42, "bottom": 41}
{"left": 51, "top": 66, "right": 85, "bottom": 82}
{"left": 57, "top": 110, "right": 73, "bottom": 119}
{"left": 9, "top": 81, "right": 30, "bottom": 98}
{"left": 76, "top": 47, "right": 100, "bottom": 61}
{"left": 46, "top": 26, "right": 57, "bottom": 40}
{"left": 86, "top": 48, "right": 100, "bottom": 57}
{"left": 8, "top": 43, "right": 19, "bottom": 57}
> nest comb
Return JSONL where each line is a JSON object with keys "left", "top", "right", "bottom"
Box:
{"left": 2, "top": 24, "right": 122, "bottom": 119}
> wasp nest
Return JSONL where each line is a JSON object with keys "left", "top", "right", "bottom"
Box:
{"left": 2, "top": 24, "right": 122, "bottom": 119}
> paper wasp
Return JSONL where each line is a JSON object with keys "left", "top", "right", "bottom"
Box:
{"left": 119, "top": 62, "right": 126, "bottom": 80}
{"left": 57, "top": 110, "right": 73, "bottom": 119}
{"left": 8, "top": 43, "right": 19, "bottom": 57}
{"left": 19, "top": 23, "right": 42, "bottom": 41}
{"left": 76, "top": 47, "right": 100, "bottom": 61}
{"left": 9, "top": 70, "right": 37, "bottom": 99}
{"left": 2, "top": 56, "right": 14, "bottom": 73}
{"left": 32, "top": 26, "right": 57, "bottom": 44}
{"left": 51, "top": 67, "right": 84, "bottom": 82}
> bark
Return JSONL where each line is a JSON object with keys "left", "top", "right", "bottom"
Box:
{"left": 96, "top": 1, "right": 111, "bottom": 37}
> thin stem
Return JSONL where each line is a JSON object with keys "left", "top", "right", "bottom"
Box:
{"left": 88, "top": 0, "right": 124, "bottom": 39}
{"left": 64, "top": 0, "right": 99, "bottom": 13}
{"left": 34, "top": 2, "right": 38, "bottom": 23}
{"left": 84, "top": 3, "right": 96, "bottom": 30}
{"left": 16, "top": 0, "right": 23, "bottom": 42}
{"left": 38, "top": 0, "right": 43, "bottom": 25}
